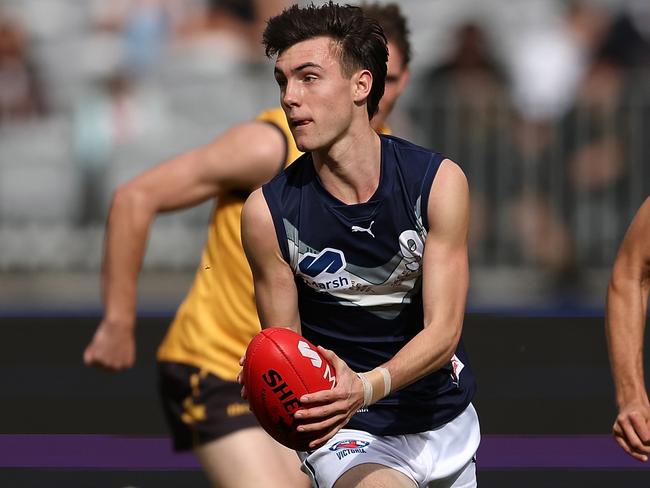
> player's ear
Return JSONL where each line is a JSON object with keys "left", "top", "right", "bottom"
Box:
{"left": 352, "top": 69, "right": 372, "bottom": 104}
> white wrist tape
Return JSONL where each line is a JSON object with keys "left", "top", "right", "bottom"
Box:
{"left": 356, "top": 372, "right": 373, "bottom": 408}
{"left": 376, "top": 366, "right": 392, "bottom": 398}
{"left": 357, "top": 367, "right": 392, "bottom": 408}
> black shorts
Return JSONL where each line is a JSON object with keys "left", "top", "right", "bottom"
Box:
{"left": 158, "top": 361, "right": 259, "bottom": 451}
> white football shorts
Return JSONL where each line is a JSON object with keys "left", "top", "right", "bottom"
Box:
{"left": 298, "top": 403, "right": 480, "bottom": 488}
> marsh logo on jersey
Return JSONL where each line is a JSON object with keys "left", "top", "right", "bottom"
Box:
{"left": 298, "top": 248, "right": 350, "bottom": 291}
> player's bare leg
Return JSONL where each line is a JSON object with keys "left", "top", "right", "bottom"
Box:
{"left": 194, "top": 427, "right": 310, "bottom": 488}
{"left": 333, "top": 463, "right": 416, "bottom": 488}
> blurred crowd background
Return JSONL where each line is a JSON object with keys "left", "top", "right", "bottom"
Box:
{"left": 0, "top": 0, "right": 648, "bottom": 312}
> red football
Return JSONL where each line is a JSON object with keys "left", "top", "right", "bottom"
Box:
{"left": 243, "top": 327, "right": 337, "bottom": 450}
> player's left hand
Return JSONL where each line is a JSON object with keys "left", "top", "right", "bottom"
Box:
{"left": 237, "top": 355, "right": 248, "bottom": 400}
{"left": 613, "top": 400, "right": 650, "bottom": 461}
{"left": 293, "top": 346, "right": 365, "bottom": 449}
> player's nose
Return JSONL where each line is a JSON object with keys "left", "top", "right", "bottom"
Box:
{"left": 282, "top": 79, "right": 301, "bottom": 108}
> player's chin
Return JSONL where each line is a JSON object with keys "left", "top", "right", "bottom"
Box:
{"left": 294, "top": 138, "right": 317, "bottom": 153}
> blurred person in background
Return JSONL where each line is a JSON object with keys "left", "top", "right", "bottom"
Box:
{"left": 488, "top": 1, "right": 609, "bottom": 300}
{"left": 94, "top": 0, "right": 193, "bottom": 77}
{"left": 408, "top": 21, "right": 509, "bottom": 260}
{"left": 172, "top": 0, "right": 293, "bottom": 65}
{"left": 561, "top": 7, "right": 650, "bottom": 267}
{"left": 606, "top": 196, "right": 650, "bottom": 462}
{"left": 0, "top": 12, "right": 47, "bottom": 125}
{"left": 72, "top": 70, "right": 169, "bottom": 225}
{"left": 83, "top": 3, "right": 412, "bottom": 487}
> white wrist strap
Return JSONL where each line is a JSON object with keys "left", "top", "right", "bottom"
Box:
{"left": 356, "top": 372, "right": 373, "bottom": 408}
{"left": 357, "top": 366, "right": 392, "bottom": 408}
{"left": 377, "top": 366, "right": 391, "bottom": 398}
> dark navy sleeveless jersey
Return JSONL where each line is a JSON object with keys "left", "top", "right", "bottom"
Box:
{"left": 262, "top": 134, "right": 476, "bottom": 435}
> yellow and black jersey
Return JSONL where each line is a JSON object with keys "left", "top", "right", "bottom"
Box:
{"left": 157, "top": 108, "right": 299, "bottom": 380}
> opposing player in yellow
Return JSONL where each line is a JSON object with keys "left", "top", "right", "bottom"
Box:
{"left": 606, "top": 196, "right": 650, "bottom": 462}
{"left": 83, "top": 3, "right": 411, "bottom": 487}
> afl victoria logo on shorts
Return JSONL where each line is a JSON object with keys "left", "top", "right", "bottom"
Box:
{"left": 329, "top": 439, "right": 370, "bottom": 460}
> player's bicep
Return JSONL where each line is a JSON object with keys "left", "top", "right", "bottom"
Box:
{"left": 122, "top": 144, "right": 223, "bottom": 213}
{"left": 127, "top": 121, "right": 286, "bottom": 213}
{"left": 422, "top": 159, "right": 470, "bottom": 334}
{"left": 613, "top": 196, "right": 650, "bottom": 284}
{"left": 241, "top": 189, "right": 300, "bottom": 331}
{"left": 204, "top": 121, "right": 287, "bottom": 192}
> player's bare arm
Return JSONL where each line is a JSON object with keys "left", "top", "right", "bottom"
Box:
{"left": 241, "top": 188, "right": 300, "bottom": 332}
{"left": 84, "top": 122, "right": 287, "bottom": 371}
{"left": 606, "top": 196, "right": 650, "bottom": 461}
{"left": 383, "top": 159, "right": 470, "bottom": 388}
{"left": 296, "top": 160, "right": 470, "bottom": 447}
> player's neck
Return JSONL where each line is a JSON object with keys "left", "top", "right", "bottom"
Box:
{"left": 313, "top": 124, "right": 381, "bottom": 205}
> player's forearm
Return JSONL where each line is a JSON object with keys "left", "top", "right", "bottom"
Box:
{"left": 381, "top": 247, "right": 470, "bottom": 393}
{"left": 386, "top": 309, "right": 464, "bottom": 392}
{"left": 101, "top": 186, "right": 156, "bottom": 328}
{"left": 606, "top": 276, "right": 649, "bottom": 406}
{"left": 252, "top": 276, "right": 300, "bottom": 332}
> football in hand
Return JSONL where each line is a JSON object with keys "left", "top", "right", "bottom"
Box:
{"left": 242, "top": 327, "right": 336, "bottom": 450}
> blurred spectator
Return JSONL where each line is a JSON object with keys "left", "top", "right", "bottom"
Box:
{"left": 171, "top": 0, "right": 291, "bottom": 69}
{"left": 507, "top": 0, "right": 610, "bottom": 123}
{"left": 410, "top": 18, "right": 580, "bottom": 298}
{"left": 409, "top": 21, "right": 510, "bottom": 259}
{"left": 72, "top": 71, "right": 168, "bottom": 225}
{"left": 0, "top": 13, "right": 47, "bottom": 125}
{"left": 94, "top": 0, "right": 195, "bottom": 77}
{"left": 561, "top": 7, "right": 650, "bottom": 266}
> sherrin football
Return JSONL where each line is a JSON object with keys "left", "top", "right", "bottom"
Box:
{"left": 243, "top": 327, "right": 337, "bottom": 450}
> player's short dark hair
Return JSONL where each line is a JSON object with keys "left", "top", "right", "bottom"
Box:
{"left": 263, "top": 1, "right": 387, "bottom": 119}
{"left": 361, "top": 2, "right": 411, "bottom": 67}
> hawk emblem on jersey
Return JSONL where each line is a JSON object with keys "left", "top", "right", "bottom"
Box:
{"left": 351, "top": 221, "right": 375, "bottom": 238}
{"left": 399, "top": 230, "right": 424, "bottom": 272}
{"left": 298, "top": 248, "right": 346, "bottom": 278}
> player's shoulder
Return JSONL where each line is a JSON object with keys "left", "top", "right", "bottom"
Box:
{"left": 381, "top": 134, "right": 446, "bottom": 171}
{"left": 638, "top": 196, "right": 650, "bottom": 220}
{"left": 381, "top": 134, "right": 438, "bottom": 157}
{"left": 255, "top": 107, "right": 286, "bottom": 125}
{"left": 267, "top": 152, "right": 312, "bottom": 185}
{"left": 381, "top": 134, "right": 450, "bottom": 186}
{"left": 629, "top": 196, "right": 650, "bottom": 251}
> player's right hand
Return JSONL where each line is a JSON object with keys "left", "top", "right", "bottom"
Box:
{"left": 83, "top": 319, "right": 136, "bottom": 371}
{"left": 613, "top": 401, "right": 650, "bottom": 462}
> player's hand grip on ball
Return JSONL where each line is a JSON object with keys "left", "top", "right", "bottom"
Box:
{"left": 296, "top": 347, "right": 391, "bottom": 449}
{"left": 242, "top": 328, "right": 338, "bottom": 451}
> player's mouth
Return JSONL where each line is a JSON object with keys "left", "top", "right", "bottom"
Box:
{"left": 290, "top": 118, "right": 312, "bottom": 129}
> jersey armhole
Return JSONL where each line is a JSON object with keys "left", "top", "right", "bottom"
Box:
{"left": 261, "top": 184, "right": 292, "bottom": 266}
{"left": 420, "top": 153, "right": 444, "bottom": 232}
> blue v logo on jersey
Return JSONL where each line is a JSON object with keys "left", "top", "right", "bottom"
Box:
{"left": 298, "top": 248, "right": 346, "bottom": 277}
{"left": 297, "top": 248, "right": 351, "bottom": 291}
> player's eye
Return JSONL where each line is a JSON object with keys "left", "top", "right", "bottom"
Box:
{"left": 303, "top": 74, "right": 318, "bottom": 83}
